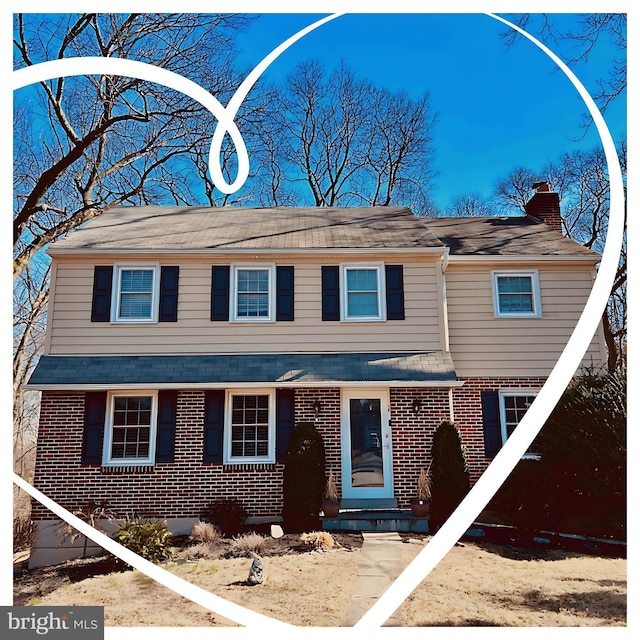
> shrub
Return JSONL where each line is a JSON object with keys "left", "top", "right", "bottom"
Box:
{"left": 430, "top": 420, "right": 470, "bottom": 531}
{"left": 114, "top": 518, "right": 174, "bottom": 564}
{"left": 201, "top": 499, "right": 248, "bottom": 537}
{"left": 181, "top": 542, "right": 219, "bottom": 561}
{"left": 229, "top": 532, "right": 269, "bottom": 558}
{"left": 13, "top": 516, "right": 34, "bottom": 552}
{"left": 190, "top": 521, "right": 221, "bottom": 544}
{"left": 299, "top": 531, "right": 335, "bottom": 552}
{"left": 56, "top": 500, "right": 118, "bottom": 558}
{"left": 492, "top": 367, "right": 626, "bottom": 539}
{"left": 282, "top": 422, "right": 326, "bottom": 531}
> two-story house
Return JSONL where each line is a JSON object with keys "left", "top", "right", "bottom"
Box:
{"left": 24, "top": 184, "right": 606, "bottom": 566}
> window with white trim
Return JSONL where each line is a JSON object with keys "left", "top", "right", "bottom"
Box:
{"left": 103, "top": 392, "right": 157, "bottom": 466}
{"left": 113, "top": 264, "right": 159, "bottom": 322}
{"left": 224, "top": 390, "right": 275, "bottom": 464}
{"left": 341, "top": 263, "right": 386, "bottom": 321}
{"left": 231, "top": 265, "right": 275, "bottom": 322}
{"left": 492, "top": 271, "right": 541, "bottom": 317}
{"left": 499, "top": 391, "right": 540, "bottom": 459}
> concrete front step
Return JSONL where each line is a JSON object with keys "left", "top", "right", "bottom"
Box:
{"left": 321, "top": 508, "right": 429, "bottom": 533}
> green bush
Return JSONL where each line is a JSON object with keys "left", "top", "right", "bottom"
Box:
{"left": 429, "top": 419, "right": 470, "bottom": 531}
{"left": 282, "top": 422, "right": 326, "bottom": 531}
{"left": 114, "top": 518, "right": 174, "bottom": 564}
{"left": 489, "top": 367, "right": 626, "bottom": 539}
{"left": 536, "top": 367, "right": 625, "bottom": 538}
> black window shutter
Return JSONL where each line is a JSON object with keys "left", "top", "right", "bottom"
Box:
{"left": 203, "top": 390, "right": 225, "bottom": 463}
{"left": 321, "top": 266, "right": 340, "bottom": 321}
{"left": 82, "top": 391, "right": 107, "bottom": 464}
{"left": 385, "top": 264, "right": 405, "bottom": 320}
{"left": 159, "top": 266, "right": 179, "bottom": 322}
{"left": 90, "top": 266, "right": 113, "bottom": 322}
{"left": 156, "top": 390, "right": 178, "bottom": 463}
{"left": 276, "top": 388, "right": 295, "bottom": 463}
{"left": 276, "top": 266, "right": 295, "bottom": 321}
{"left": 210, "top": 266, "right": 230, "bottom": 321}
{"left": 481, "top": 390, "right": 502, "bottom": 458}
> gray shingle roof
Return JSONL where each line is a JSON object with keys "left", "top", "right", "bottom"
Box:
{"left": 48, "top": 206, "right": 599, "bottom": 258}
{"left": 49, "top": 206, "right": 446, "bottom": 252}
{"left": 424, "top": 216, "right": 598, "bottom": 257}
{"left": 26, "top": 352, "right": 457, "bottom": 388}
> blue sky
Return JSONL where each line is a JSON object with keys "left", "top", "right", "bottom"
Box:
{"left": 231, "top": 12, "right": 626, "bottom": 211}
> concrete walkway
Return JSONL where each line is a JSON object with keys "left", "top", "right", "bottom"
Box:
{"left": 344, "top": 531, "right": 405, "bottom": 627}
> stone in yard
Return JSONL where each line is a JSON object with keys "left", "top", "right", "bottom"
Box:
{"left": 247, "top": 552, "right": 264, "bottom": 585}
{"left": 270, "top": 524, "right": 284, "bottom": 538}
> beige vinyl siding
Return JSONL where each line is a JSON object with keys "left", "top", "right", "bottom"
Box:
{"left": 445, "top": 262, "right": 606, "bottom": 377}
{"left": 47, "top": 255, "right": 443, "bottom": 355}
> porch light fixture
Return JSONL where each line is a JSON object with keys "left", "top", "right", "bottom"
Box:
{"left": 412, "top": 398, "right": 422, "bottom": 413}
{"left": 312, "top": 399, "right": 322, "bottom": 415}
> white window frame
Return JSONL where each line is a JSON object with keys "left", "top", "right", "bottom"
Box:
{"left": 112, "top": 263, "right": 160, "bottom": 323}
{"left": 102, "top": 390, "right": 158, "bottom": 467}
{"left": 499, "top": 390, "right": 540, "bottom": 460}
{"left": 230, "top": 264, "right": 276, "bottom": 323}
{"left": 492, "top": 270, "right": 542, "bottom": 318}
{"left": 224, "top": 389, "right": 276, "bottom": 464}
{"left": 340, "top": 262, "right": 386, "bottom": 322}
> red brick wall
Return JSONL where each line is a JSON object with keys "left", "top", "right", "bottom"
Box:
{"left": 31, "top": 378, "right": 545, "bottom": 521}
{"left": 389, "top": 388, "right": 452, "bottom": 508}
{"left": 32, "top": 390, "right": 287, "bottom": 521}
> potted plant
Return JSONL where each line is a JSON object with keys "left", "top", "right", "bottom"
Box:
{"left": 410, "top": 467, "right": 432, "bottom": 517}
{"left": 322, "top": 469, "right": 341, "bottom": 518}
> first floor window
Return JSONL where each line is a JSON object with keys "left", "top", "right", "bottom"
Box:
{"left": 114, "top": 264, "right": 159, "bottom": 322}
{"left": 499, "top": 391, "right": 539, "bottom": 459}
{"left": 104, "top": 392, "right": 157, "bottom": 465}
{"left": 225, "top": 390, "right": 275, "bottom": 463}
{"left": 341, "top": 263, "right": 385, "bottom": 321}
{"left": 492, "top": 271, "right": 541, "bottom": 317}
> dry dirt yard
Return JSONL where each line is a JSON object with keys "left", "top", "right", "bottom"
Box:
{"left": 14, "top": 531, "right": 626, "bottom": 627}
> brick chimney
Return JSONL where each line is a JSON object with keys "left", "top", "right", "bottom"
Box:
{"left": 525, "top": 181, "right": 563, "bottom": 232}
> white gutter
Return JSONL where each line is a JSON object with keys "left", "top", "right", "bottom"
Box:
{"left": 46, "top": 246, "right": 449, "bottom": 257}
{"left": 26, "top": 380, "right": 466, "bottom": 391}
{"left": 446, "top": 254, "right": 600, "bottom": 264}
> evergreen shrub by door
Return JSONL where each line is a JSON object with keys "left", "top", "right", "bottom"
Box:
{"left": 430, "top": 419, "right": 470, "bottom": 530}
{"left": 282, "top": 422, "right": 326, "bottom": 531}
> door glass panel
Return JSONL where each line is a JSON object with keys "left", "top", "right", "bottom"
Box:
{"left": 349, "top": 398, "right": 383, "bottom": 488}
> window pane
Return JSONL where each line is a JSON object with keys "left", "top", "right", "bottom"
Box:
{"left": 347, "top": 292, "right": 379, "bottom": 316}
{"left": 111, "top": 396, "right": 152, "bottom": 460}
{"left": 229, "top": 395, "right": 270, "bottom": 459}
{"left": 347, "top": 269, "right": 377, "bottom": 292}
{"left": 503, "top": 395, "right": 536, "bottom": 438}
{"left": 118, "top": 269, "right": 154, "bottom": 319}
{"left": 499, "top": 294, "right": 533, "bottom": 313}
{"left": 346, "top": 268, "right": 380, "bottom": 317}
{"left": 497, "top": 276, "right": 535, "bottom": 314}
{"left": 497, "top": 276, "right": 532, "bottom": 294}
{"left": 121, "top": 270, "right": 153, "bottom": 293}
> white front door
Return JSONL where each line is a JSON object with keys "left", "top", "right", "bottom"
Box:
{"left": 340, "top": 388, "right": 393, "bottom": 500}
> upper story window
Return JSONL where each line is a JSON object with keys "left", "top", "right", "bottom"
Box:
{"left": 231, "top": 265, "right": 276, "bottom": 322}
{"left": 492, "top": 270, "right": 541, "bottom": 318}
{"left": 113, "top": 264, "right": 159, "bottom": 322}
{"left": 103, "top": 391, "right": 157, "bottom": 466}
{"left": 341, "top": 263, "right": 386, "bottom": 321}
{"left": 224, "top": 390, "right": 275, "bottom": 464}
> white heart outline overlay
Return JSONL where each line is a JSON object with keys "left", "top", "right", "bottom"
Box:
{"left": 12, "top": 12, "right": 625, "bottom": 630}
